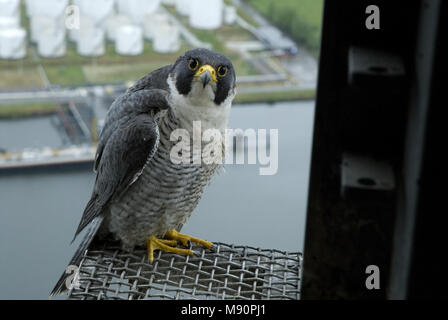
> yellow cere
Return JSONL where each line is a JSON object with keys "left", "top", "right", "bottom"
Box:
{"left": 194, "top": 64, "right": 218, "bottom": 83}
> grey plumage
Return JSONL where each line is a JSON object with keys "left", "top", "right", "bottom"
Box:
{"left": 50, "top": 48, "right": 236, "bottom": 296}
{"left": 73, "top": 88, "right": 168, "bottom": 241}
{"left": 51, "top": 216, "right": 103, "bottom": 296}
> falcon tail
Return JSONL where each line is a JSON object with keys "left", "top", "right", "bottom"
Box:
{"left": 49, "top": 216, "right": 104, "bottom": 297}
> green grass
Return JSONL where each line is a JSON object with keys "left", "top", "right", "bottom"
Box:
{"left": 39, "top": 41, "right": 188, "bottom": 69}
{"left": 223, "top": 0, "right": 259, "bottom": 27}
{"left": 0, "top": 48, "right": 37, "bottom": 70}
{"left": 190, "top": 29, "right": 226, "bottom": 53}
{"left": 0, "top": 67, "right": 45, "bottom": 89}
{"left": 234, "top": 88, "right": 315, "bottom": 104}
{"left": 44, "top": 65, "right": 87, "bottom": 86}
{"left": 0, "top": 103, "right": 58, "bottom": 118}
{"left": 83, "top": 62, "right": 168, "bottom": 84}
{"left": 231, "top": 56, "right": 256, "bottom": 76}
{"left": 246, "top": 0, "right": 323, "bottom": 56}
{"left": 40, "top": 41, "right": 188, "bottom": 86}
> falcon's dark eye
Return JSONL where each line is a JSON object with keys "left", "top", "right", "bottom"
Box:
{"left": 217, "top": 65, "right": 228, "bottom": 77}
{"left": 188, "top": 58, "right": 199, "bottom": 71}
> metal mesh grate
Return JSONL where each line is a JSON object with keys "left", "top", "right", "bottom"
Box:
{"left": 68, "top": 240, "right": 302, "bottom": 300}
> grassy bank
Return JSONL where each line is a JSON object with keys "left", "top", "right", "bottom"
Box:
{"left": 0, "top": 103, "right": 58, "bottom": 119}
{"left": 246, "top": 0, "right": 323, "bottom": 56}
{"left": 234, "top": 89, "right": 315, "bottom": 104}
{"left": 0, "top": 88, "right": 314, "bottom": 119}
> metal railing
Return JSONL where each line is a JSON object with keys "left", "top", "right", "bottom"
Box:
{"left": 68, "top": 240, "right": 302, "bottom": 300}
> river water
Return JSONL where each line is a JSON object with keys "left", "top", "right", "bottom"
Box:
{"left": 0, "top": 100, "right": 315, "bottom": 299}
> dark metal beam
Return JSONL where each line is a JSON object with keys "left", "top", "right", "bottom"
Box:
{"left": 301, "top": 0, "right": 424, "bottom": 299}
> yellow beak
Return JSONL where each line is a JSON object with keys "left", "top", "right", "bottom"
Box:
{"left": 194, "top": 64, "right": 218, "bottom": 87}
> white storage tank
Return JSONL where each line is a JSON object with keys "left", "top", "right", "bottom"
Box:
{"left": 143, "top": 12, "right": 169, "bottom": 40}
{"left": 104, "top": 15, "right": 131, "bottom": 41}
{"left": 153, "top": 22, "right": 180, "bottom": 53}
{"left": 76, "top": 0, "right": 115, "bottom": 27}
{"left": 0, "top": 0, "right": 20, "bottom": 18}
{"left": 190, "top": 0, "right": 223, "bottom": 30}
{"left": 68, "top": 15, "right": 95, "bottom": 43}
{"left": 175, "top": 0, "right": 190, "bottom": 16}
{"left": 77, "top": 28, "right": 105, "bottom": 57}
{"left": 0, "top": 16, "right": 19, "bottom": 30}
{"left": 115, "top": 25, "right": 143, "bottom": 56}
{"left": 30, "top": 15, "right": 65, "bottom": 43}
{"left": 0, "top": 28, "right": 26, "bottom": 59}
{"left": 116, "top": 0, "right": 127, "bottom": 16}
{"left": 37, "top": 29, "right": 66, "bottom": 58}
{"left": 131, "top": 0, "right": 161, "bottom": 25}
{"left": 30, "top": 0, "right": 68, "bottom": 18}
{"left": 118, "top": 0, "right": 161, "bottom": 25}
{"left": 224, "top": 5, "right": 237, "bottom": 25}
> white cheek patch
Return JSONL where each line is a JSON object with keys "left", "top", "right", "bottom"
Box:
{"left": 167, "top": 75, "right": 233, "bottom": 133}
{"left": 188, "top": 80, "right": 217, "bottom": 107}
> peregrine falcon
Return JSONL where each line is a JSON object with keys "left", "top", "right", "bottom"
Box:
{"left": 50, "top": 48, "right": 236, "bottom": 295}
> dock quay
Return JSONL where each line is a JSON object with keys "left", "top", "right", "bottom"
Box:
{"left": 0, "top": 144, "right": 96, "bottom": 172}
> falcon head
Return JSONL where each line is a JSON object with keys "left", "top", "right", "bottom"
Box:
{"left": 168, "top": 48, "right": 236, "bottom": 107}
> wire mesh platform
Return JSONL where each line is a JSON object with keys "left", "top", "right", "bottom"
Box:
{"left": 67, "top": 240, "right": 302, "bottom": 300}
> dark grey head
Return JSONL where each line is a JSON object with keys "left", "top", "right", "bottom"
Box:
{"left": 169, "top": 48, "right": 236, "bottom": 106}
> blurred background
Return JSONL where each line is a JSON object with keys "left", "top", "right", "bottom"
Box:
{"left": 0, "top": 0, "right": 323, "bottom": 299}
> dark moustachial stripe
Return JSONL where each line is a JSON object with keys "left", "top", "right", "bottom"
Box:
{"left": 171, "top": 48, "right": 236, "bottom": 105}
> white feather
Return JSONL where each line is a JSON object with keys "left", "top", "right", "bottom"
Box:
{"left": 167, "top": 75, "right": 235, "bottom": 134}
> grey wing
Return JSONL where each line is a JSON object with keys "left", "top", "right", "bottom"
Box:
{"left": 94, "top": 88, "right": 169, "bottom": 172}
{"left": 50, "top": 87, "right": 169, "bottom": 296}
{"left": 75, "top": 88, "right": 168, "bottom": 240}
{"left": 94, "top": 65, "right": 171, "bottom": 172}
{"left": 72, "top": 113, "right": 161, "bottom": 241}
{"left": 49, "top": 216, "right": 104, "bottom": 296}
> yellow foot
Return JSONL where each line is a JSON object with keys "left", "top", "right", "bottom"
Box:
{"left": 146, "top": 235, "right": 193, "bottom": 261}
{"left": 165, "top": 229, "right": 213, "bottom": 250}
